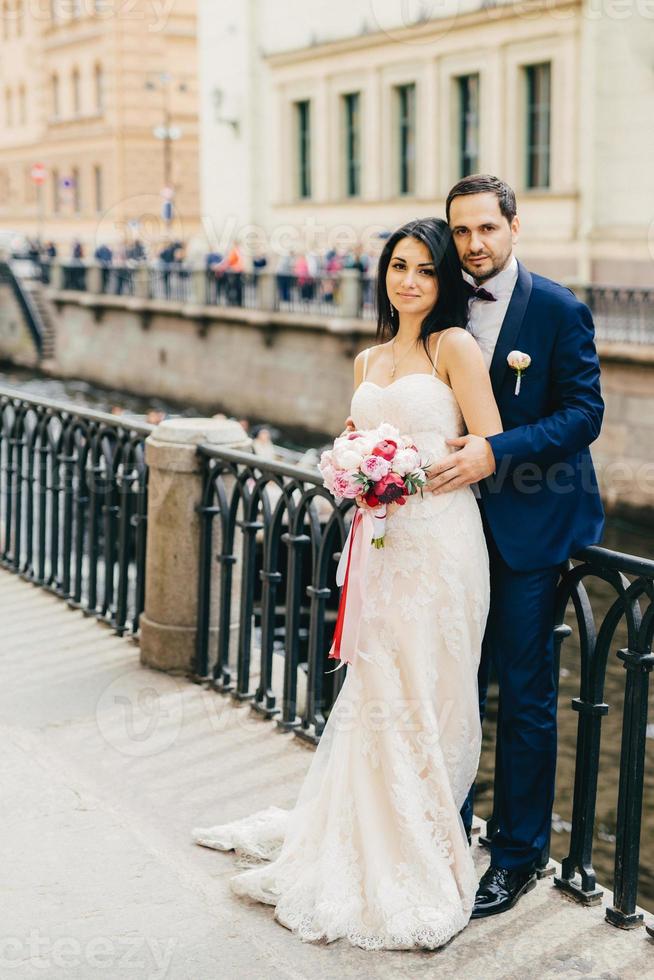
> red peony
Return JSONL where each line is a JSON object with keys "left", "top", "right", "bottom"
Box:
{"left": 373, "top": 472, "right": 407, "bottom": 504}
{"left": 363, "top": 488, "right": 380, "bottom": 507}
{"left": 371, "top": 439, "right": 398, "bottom": 461}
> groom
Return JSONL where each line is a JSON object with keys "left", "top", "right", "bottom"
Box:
{"left": 427, "top": 174, "right": 605, "bottom": 917}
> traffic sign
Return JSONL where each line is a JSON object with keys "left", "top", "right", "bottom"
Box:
{"left": 31, "top": 163, "right": 47, "bottom": 185}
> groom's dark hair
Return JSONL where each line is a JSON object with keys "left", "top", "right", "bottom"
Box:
{"left": 446, "top": 174, "right": 517, "bottom": 225}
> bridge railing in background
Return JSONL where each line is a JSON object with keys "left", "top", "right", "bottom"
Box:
{"left": 205, "top": 270, "right": 259, "bottom": 309}
{"left": 46, "top": 261, "right": 366, "bottom": 319}
{"left": 44, "top": 261, "right": 654, "bottom": 342}
{"left": 582, "top": 286, "right": 654, "bottom": 345}
{"left": 193, "top": 442, "right": 654, "bottom": 930}
{"left": 0, "top": 386, "right": 154, "bottom": 635}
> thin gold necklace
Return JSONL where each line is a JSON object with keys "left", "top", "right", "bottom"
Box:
{"left": 390, "top": 337, "right": 415, "bottom": 378}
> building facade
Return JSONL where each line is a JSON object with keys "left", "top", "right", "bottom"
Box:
{"left": 0, "top": 0, "right": 200, "bottom": 251}
{"left": 198, "top": 0, "right": 654, "bottom": 286}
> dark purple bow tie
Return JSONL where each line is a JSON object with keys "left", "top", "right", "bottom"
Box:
{"left": 464, "top": 280, "right": 496, "bottom": 302}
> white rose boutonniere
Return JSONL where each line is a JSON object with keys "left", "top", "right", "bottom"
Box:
{"left": 507, "top": 350, "right": 532, "bottom": 396}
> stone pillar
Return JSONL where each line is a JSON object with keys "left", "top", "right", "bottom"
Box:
{"left": 256, "top": 272, "right": 276, "bottom": 311}
{"left": 49, "top": 260, "right": 65, "bottom": 291}
{"left": 190, "top": 267, "right": 207, "bottom": 305}
{"left": 86, "top": 263, "right": 102, "bottom": 294}
{"left": 339, "top": 268, "right": 362, "bottom": 318}
{"left": 133, "top": 265, "right": 150, "bottom": 300}
{"left": 139, "top": 416, "right": 251, "bottom": 674}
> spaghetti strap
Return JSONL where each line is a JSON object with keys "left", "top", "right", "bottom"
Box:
{"left": 431, "top": 331, "right": 447, "bottom": 376}
{"left": 362, "top": 347, "right": 370, "bottom": 381}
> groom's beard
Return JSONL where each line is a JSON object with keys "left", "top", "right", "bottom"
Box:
{"left": 462, "top": 249, "right": 513, "bottom": 284}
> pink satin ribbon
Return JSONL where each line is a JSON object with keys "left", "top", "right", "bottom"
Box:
{"left": 327, "top": 508, "right": 373, "bottom": 672}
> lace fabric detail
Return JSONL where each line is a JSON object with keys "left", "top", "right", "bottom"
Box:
{"left": 191, "top": 374, "right": 490, "bottom": 951}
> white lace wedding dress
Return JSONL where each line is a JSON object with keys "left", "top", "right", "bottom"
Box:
{"left": 192, "top": 349, "right": 490, "bottom": 951}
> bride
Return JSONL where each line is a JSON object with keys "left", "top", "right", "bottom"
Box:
{"left": 192, "top": 218, "right": 503, "bottom": 950}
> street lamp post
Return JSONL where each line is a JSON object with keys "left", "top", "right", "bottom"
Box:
{"left": 145, "top": 71, "right": 188, "bottom": 235}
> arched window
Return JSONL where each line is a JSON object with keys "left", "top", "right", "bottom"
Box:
{"left": 72, "top": 67, "right": 81, "bottom": 116}
{"left": 94, "top": 63, "right": 104, "bottom": 113}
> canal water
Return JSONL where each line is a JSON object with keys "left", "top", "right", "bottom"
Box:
{"left": 2, "top": 364, "right": 653, "bottom": 909}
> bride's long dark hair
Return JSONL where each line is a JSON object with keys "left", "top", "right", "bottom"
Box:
{"left": 375, "top": 217, "right": 469, "bottom": 365}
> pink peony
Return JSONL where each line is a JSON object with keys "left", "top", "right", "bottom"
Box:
{"left": 332, "top": 471, "right": 361, "bottom": 499}
{"left": 360, "top": 454, "right": 391, "bottom": 480}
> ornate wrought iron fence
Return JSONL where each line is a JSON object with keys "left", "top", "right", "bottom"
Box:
{"left": 0, "top": 386, "right": 153, "bottom": 635}
{"left": 194, "top": 443, "right": 654, "bottom": 928}
{"left": 473, "top": 544, "right": 654, "bottom": 928}
{"left": 194, "top": 444, "right": 352, "bottom": 745}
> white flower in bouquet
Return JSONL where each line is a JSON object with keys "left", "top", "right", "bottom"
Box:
{"left": 391, "top": 447, "right": 421, "bottom": 477}
{"left": 332, "top": 440, "right": 366, "bottom": 471}
{"left": 376, "top": 421, "right": 401, "bottom": 442}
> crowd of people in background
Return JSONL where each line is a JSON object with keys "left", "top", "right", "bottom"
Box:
{"left": 10, "top": 234, "right": 381, "bottom": 312}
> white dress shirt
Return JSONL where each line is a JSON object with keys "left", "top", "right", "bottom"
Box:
{"left": 463, "top": 255, "right": 519, "bottom": 369}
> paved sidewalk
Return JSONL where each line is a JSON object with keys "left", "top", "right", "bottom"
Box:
{"left": 1, "top": 567, "right": 652, "bottom": 980}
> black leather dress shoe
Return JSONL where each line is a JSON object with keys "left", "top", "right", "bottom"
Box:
{"left": 470, "top": 865, "right": 537, "bottom": 919}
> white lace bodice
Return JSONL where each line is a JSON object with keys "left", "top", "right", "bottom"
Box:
{"left": 351, "top": 372, "right": 465, "bottom": 467}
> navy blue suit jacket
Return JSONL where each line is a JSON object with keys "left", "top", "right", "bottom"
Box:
{"left": 479, "top": 261, "right": 605, "bottom": 572}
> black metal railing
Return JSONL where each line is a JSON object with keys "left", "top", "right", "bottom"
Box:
{"left": 61, "top": 261, "right": 88, "bottom": 291}
{"left": 148, "top": 264, "right": 192, "bottom": 303}
{"left": 194, "top": 444, "right": 654, "bottom": 928}
{"left": 44, "top": 260, "right": 654, "bottom": 340}
{"left": 97, "top": 264, "right": 138, "bottom": 297}
{"left": 480, "top": 544, "right": 654, "bottom": 927}
{"left": 272, "top": 273, "right": 344, "bottom": 316}
{"left": 583, "top": 286, "right": 653, "bottom": 345}
{"left": 0, "top": 386, "right": 153, "bottom": 635}
{"left": 205, "top": 270, "right": 259, "bottom": 309}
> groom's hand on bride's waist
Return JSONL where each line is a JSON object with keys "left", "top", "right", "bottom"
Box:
{"left": 425, "top": 435, "right": 496, "bottom": 493}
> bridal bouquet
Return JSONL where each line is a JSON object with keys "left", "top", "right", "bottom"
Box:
{"left": 319, "top": 423, "right": 429, "bottom": 672}
{"left": 319, "top": 422, "right": 429, "bottom": 548}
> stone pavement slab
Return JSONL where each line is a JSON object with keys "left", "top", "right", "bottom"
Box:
{"left": 1, "top": 568, "right": 653, "bottom": 979}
